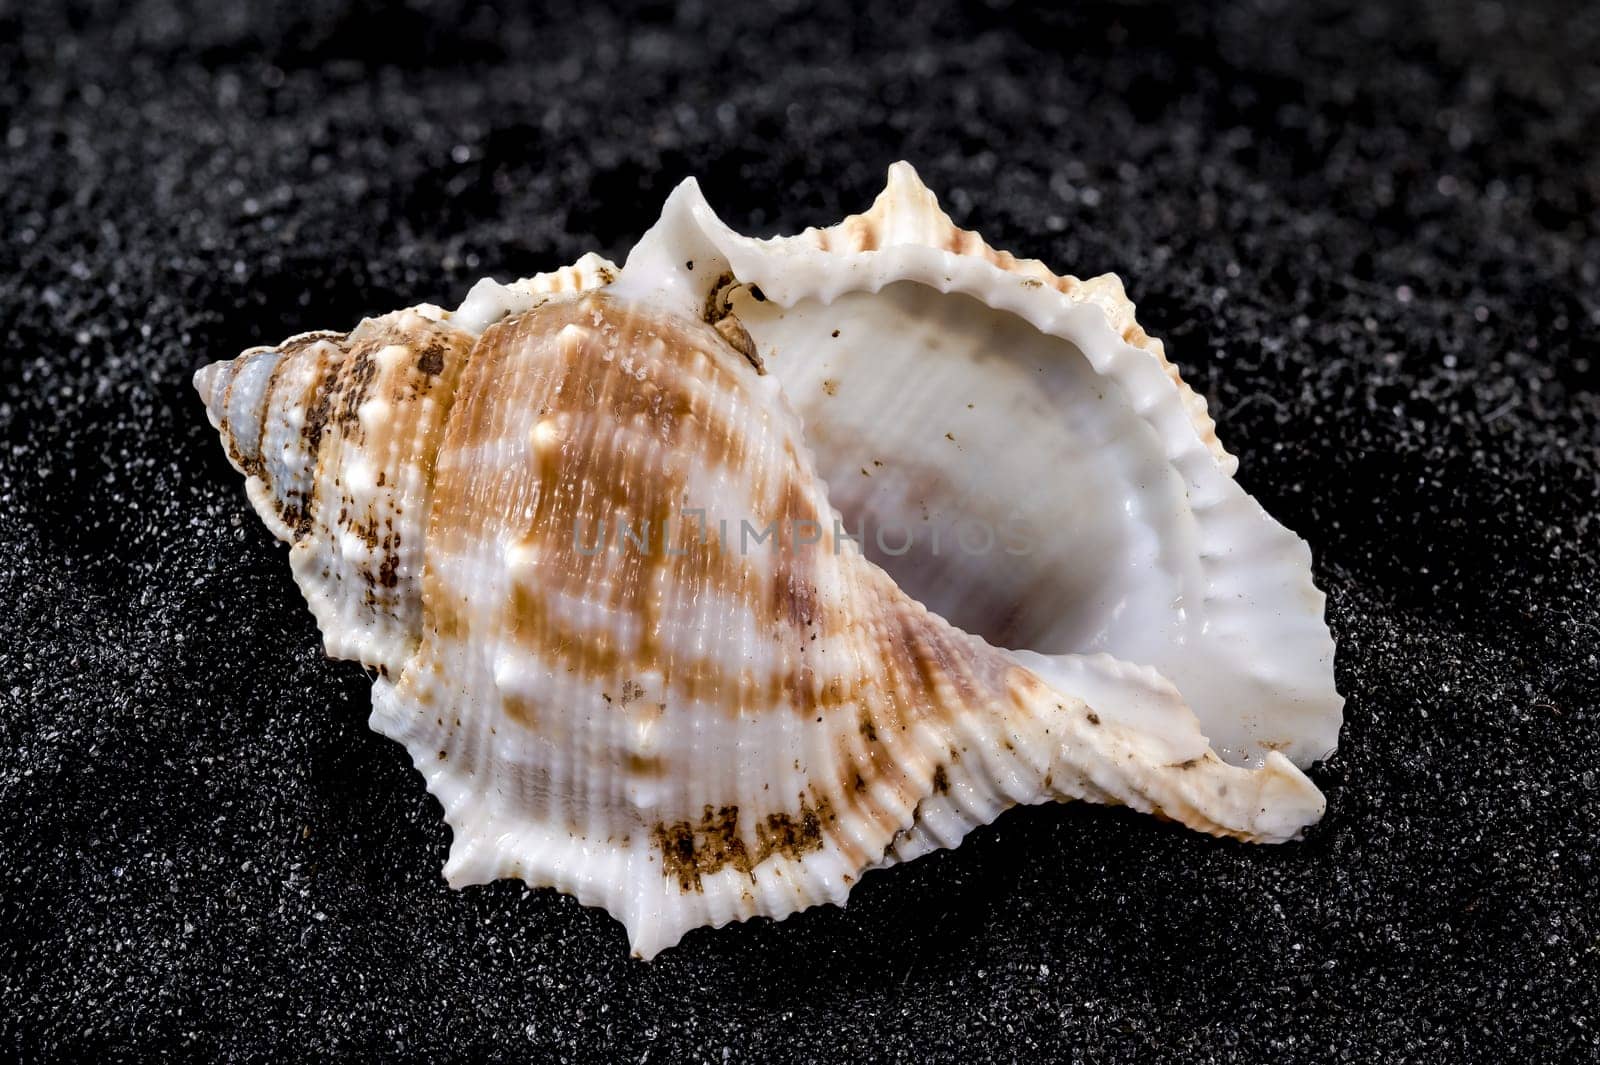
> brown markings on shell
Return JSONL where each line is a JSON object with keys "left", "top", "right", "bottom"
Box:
{"left": 216, "top": 331, "right": 345, "bottom": 485}
{"left": 419, "top": 290, "right": 1049, "bottom": 886}
{"left": 431, "top": 293, "right": 847, "bottom": 726}
{"left": 654, "top": 805, "right": 748, "bottom": 892}
{"left": 215, "top": 353, "right": 249, "bottom": 472}
{"left": 817, "top": 591, "right": 1009, "bottom": 858}
{"left": 702, "top": 270, "right": 763, "bottom": 373}
{"left": 654, "top": 795, "right": 834, "bottom": 891}
{"left": 766, "top": 471, "right": 828, "bottom": 637}
{"left": 626, "top": 751, "right": 666, "bottom": 777}
{"left": 334, "top": 343, "right": 379, "bottom": 437}
{"left": 292, "top": 338, "right": 341, "bottom": 537}
{"left": 416, "top": 338, "right": 447, "bottom": 377}
{"left": 207, "top": 314, "right": 476, "bottom": 645}
{"left": 220, "top": 353, "right": 273, "bottom": 481}
{"left": 209, "top": 332, "right": 336, "bottom": 535}
{"left": 301, "top": 318, "right": 471, "bottom": 624}
{"left": 753, "top": 795, "right": 833, "bottom": 865}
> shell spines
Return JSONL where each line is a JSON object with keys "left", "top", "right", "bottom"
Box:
{"left": 196, "top": 161, "right": 1342, "bottom": 960}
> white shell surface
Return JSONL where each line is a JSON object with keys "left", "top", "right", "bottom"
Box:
{"left": 653, "top": 165, "right": 1342, "bottom": 769}
{"left": 195, "top": 163, "right": 1342, "bottom": 959}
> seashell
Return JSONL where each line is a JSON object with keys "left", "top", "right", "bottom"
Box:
{"left": 194, "top": 163, "right": 1342, "bottom": 959}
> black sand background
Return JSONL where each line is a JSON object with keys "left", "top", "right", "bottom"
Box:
{"left": 1, "top": 1, "right": 1596, "bottom": 1060}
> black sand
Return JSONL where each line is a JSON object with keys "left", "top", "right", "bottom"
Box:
{"left": 2, "top": 2, "right": 1596, "bottom": 1059}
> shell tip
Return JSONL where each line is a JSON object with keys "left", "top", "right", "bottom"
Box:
{"left": 192, "top": 360, "right": 228, "bottom": 428}
{"left": 1256, "top": 751, "right": 1327, "bottom": 841}
{"left": 625, "top": 920, "right": 671, "bottom": 963}
{"left": 192, "top": 360, "right": 219, "bottom": 402}
{"left": 867, "top": 160, "right": 954, "bottom": 243}
{"left": 884, "top": 159, "right": 927, "bottom": 193}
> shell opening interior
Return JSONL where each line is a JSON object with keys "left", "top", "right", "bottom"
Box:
{"left": 733, "top": 280, "right": 1164, "bottom": 658}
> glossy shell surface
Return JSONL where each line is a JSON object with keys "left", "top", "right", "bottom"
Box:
{"left": 195, "top": 164, "right": 1342, "bottom": 958}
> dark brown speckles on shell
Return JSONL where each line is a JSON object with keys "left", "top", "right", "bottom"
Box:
{"left": 653, "top": 805, "right": 751, "bottom": 892}
{"left": 653, "top": 795, "right": 835, "bottom": 894}
{"left": 701, "top": 270, "right": 764, "bottom": 373}
{"left": 334, "top": 345, "right": 378, "bottom": 435}
{"left": 416, "top": 341, "right": 446, "bottom": 377}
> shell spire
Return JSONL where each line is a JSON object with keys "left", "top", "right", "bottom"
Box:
{"left": 194, "top": 307, "right": 475, "bottom": 672}
{"left": 195, "top": 162, "right": 1342, "bottom": 959}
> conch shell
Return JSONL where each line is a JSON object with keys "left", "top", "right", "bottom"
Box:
{"left": 194, "top": 163, "right": 1342, "bottom": 958}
